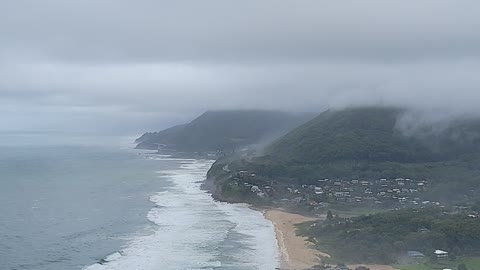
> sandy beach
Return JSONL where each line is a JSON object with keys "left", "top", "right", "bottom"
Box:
{"left": 264, "top": 209, "right": 398, "bottom": 270}
{"left": 264, "top": 209, "right": 328, "bottom": 270}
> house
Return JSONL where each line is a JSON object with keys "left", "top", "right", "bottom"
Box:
{"left": 434, "top": 250, "right": 448, "bottom": 259}
{"left": 239, "top": 170, "right": 250, "bottom": 176}
{"left": 251, "top": 185, "right": 260, "bottom": 193}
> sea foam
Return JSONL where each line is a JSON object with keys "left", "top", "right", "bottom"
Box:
{"left": 83, "top": 158, "right": 280, "bottom": 270}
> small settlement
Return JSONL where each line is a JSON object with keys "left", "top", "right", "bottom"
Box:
{"left": 227, "top": 170, "right": 436, "bottom": 210}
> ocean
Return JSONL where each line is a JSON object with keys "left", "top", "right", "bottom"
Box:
{"left": 0, "top": 134, "right": 280, "bottom": 270}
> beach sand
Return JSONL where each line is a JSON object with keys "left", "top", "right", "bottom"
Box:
{"left": 264, "top": 209, "right": 328, "bottom": 270}
{"left": 264, "top": 209, "right": 398, "bottom": 270}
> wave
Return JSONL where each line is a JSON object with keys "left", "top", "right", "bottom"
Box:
{"left": 83, "top": 158, "right": 279, "bottom": 270}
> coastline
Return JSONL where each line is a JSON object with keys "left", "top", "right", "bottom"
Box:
{"left": 201, "top": 161, "right": 322, "bottom": 269}
{"left": 264, "top": 209, "right": 328, "bottom": 270}
{"left": 150, "top": 153, "right": 398, "bottom": 270}
{"left": 262, "top": 209, "right": 399, "bottom": 270}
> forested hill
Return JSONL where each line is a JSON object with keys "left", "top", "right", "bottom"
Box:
{"left": 264, "top": 107, "right": 480, "bottom": 164}
{"left": 211, "top": 107, "right": 480, "bottom": 202}
{"left": 301, "top": 208, "right": 480, "bottom": 264}
{"left": 135, "top": 110, "right": 313, "bottom": 152}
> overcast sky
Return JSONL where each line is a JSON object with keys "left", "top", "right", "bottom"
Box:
{"left": 1, "top": 1, "right": 480, "bottom": 134}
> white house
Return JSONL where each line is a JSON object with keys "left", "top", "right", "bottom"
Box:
{"left": 434, "top": 250, "right": 448, "bottom": 258}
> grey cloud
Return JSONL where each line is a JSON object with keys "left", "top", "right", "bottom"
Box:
{"left": 1, "top": 1, "right": 480, "bottom": 134}
{"left": 2, "top": 1, "right": 480, "bottom": 63}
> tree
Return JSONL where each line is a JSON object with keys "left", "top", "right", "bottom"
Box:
{"left": 449, "top": 253, "right": 457, "bottom": 261}
{"left": 458, "top": 263, "right": 467, "bottom": 270}
{"left": 327, "top": 210, "right": 334, "bottom": 220}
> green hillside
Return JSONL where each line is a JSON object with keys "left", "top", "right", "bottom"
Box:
{"left": 136, "top": 110, "right": 312, "bottom": 152}
{"left": 265, "top": 107, "right": 480, "bottom": 163}
{"left": 300, "top": 208, "right": 480, "bottom": 264}
{"left": 210, "top": 107, "right": 480, "bottom": 204}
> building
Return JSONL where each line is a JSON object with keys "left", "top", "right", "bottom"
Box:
{"left": 434, "top": 250, "right": 448, "bottom": 259}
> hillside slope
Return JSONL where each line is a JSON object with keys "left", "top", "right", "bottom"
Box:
{"left": 265, "top": 107, "right": 480, "bottom": 163}
{"left": 136, "top": 110, "right": 313, "bottom": 152}
{"left": 209, "top": 107, "right": 480, "bottom": 203}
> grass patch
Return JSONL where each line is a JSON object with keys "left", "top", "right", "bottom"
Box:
{"left": 395, "top": 257, "right": 480, "bottom": 270}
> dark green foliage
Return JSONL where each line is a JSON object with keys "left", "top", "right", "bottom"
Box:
{"left": 472, "top": 201, "right": 480, "bottom": 212}
{"left": 228, "top": 106, "right": 480, "bottom": 203}
{"left": 135, "top": 124, "right": 187, "bottom": 149}
{"left": 302, "top": 208, "right": 480, "bottom": 264}
{"left": 458, "top": 263, "right": 467, "bottom": 270}
{"left": 136, "top": 110, "right": 312, "bottom": 152}
{"left": 266, "top": 107, "right": 430, "bottom": 163}
{"left": 265, "top": 107, "right": 480, "bottom": 164}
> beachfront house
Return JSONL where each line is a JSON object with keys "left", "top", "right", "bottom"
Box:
{"left": 434, "top": 250, "right": 448, "bottom": 259}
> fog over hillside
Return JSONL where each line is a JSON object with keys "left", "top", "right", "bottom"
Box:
{"left": 1, "top": 1, "right": 480, "bottom": 133}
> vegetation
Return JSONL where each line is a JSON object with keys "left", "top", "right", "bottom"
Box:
{"left": 300, "top": 208, "right": 480, "bottom": 264}
{"left": 209, "top": 107, "right": 480, "bottom": 204}
{"left": 135, "top": 110, "right": 312, "bottom": 152}
{"left": 265, "top": 107, "right": 480, "bottom": 164}
{"left": 395, "top": 257, "right": 480, "bottom": 270}
{"left": 202, "top": 107, "right": 480, "bottom": 268}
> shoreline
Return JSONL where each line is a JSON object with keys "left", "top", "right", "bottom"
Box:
{"left": 162, "top": 154, "right": 394, "bottom": 270}
{"left": 262, "top": 209, "right": 399, "bottom": 270}
{"left": 176, "top": 154, "right": 392, "bottom": 270}
{"left": 152, "top": 153, "right": 396, "bottom": 270}
{"left": 200, "top": 161, "right": 322, "bottom": 269}
{"left": 264, "top": 209, "right": 328, "bottom": 270}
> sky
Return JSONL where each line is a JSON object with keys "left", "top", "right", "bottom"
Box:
{"left": 1, "top": 0, "right": 480, "bottom": 134}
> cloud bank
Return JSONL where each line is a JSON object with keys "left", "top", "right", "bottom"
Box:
{"left": 1, "top": 0, "right": 479, "bottom": 133}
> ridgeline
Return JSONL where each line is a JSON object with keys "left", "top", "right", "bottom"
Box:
{"left": 207, "top": 106, "right": 480, "bottom": 205}
{"left": 135, "top": 110, "right": 313, "bottom": 153}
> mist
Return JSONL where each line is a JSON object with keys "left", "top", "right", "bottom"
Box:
{"left": 1, "top": 1, "right": 480, "bottom": 134}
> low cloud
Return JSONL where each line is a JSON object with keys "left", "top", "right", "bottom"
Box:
{"left": 1, "top": 1, "right": 480, "bottom": 133}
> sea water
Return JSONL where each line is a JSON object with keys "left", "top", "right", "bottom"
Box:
{"left": 0, "top": 134, "right": 279, "bottom": 270}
